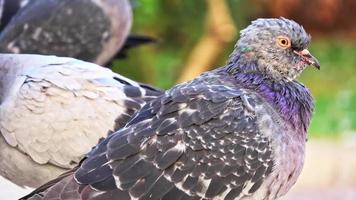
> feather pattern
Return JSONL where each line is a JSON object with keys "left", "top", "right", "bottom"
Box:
{"left": 0, "top": 0, "right": 132, "bottom": 65}
{"left": 24, "top": 71, "right": 277, "bottom": 200}
{"left": 0, "top": 54, "right": 162, "bottom": 187}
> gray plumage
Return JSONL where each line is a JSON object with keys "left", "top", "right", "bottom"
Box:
{"left": 23, "top": 18, "right": 318, "bottom": 200}
{"left": 0, "top": 0, "right": 132, "bottom": 65}
{"left": 0, "top": 54, "right": 162, "bottom": 188}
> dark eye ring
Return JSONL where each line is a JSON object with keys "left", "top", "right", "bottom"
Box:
{"left": 276, "top": 36, "right": 291, "bottom": 49}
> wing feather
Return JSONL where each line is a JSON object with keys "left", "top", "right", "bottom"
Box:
{"left": 0, "top": 54, "right": 162, "bottom": 187}
{"left": 68, "top": 81, "right": 275, "bottom": 199}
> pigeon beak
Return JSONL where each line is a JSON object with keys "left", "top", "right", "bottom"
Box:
{"left": 294, "top": 49, "right": 320, "bottom": 70}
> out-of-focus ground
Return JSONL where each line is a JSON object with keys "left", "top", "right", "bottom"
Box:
{"left": 284, "top": 138, "right": 356, "bottom": 200}
{"left": 284, "top": 188, "right": 356, "bottom": 200}
{"left": 0, "top": 177, "right": 32, "bottom": 199}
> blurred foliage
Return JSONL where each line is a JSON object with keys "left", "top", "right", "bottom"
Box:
{"left": 112, "top": 0, "right": 356, "bottom": 138}
{"left": 303, "top": 40, "right": 356, "bottom": 138}
{"left": 113, "top": 0, "right": 253, "bottom": 88}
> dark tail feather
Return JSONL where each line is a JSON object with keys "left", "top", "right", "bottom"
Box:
{"left": 0, "top": 0, "right": 22, "bottom": 30}
{"left": 20, "top": 166, "right": 80, "bottom": 200}
{"left": 114, "top": 34, "right": 158, "bottom": 59}
{"left": 81, "top": 187, "right": 131, "bottom": 200}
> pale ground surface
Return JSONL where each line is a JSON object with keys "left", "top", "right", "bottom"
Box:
{"left": 0, "top": 139, "right": 355, "bottom": 200}
{"left": 283, "top": 137, "right": 356, "bottom": 200}
{"left": 0, "top": 176, "right": 32, "bottom": 199}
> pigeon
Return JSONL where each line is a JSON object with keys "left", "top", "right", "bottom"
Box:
{"left": 22, "top": 18, "right": 319, "bottom": 200}
{"left": 0, "top": 54, "right": 162, "bottom": 189}
{"left": 0, "top": 0, "right": 155, "bottom": 65}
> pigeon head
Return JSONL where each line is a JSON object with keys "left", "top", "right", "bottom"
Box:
{"left": 228, "top": 18, "right": 320, "bottom": 80}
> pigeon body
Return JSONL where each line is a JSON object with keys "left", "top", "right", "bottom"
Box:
{"left": 0, "top": 0, "right": 157, "bottom": 63}
{"left": 23, "top": 18, "right": 318, "bottom": 200}
{"left": 0, "top": 0, "right": 132, "bottom": 65}
{"left": 0, "top": 54, "right": 162, "bottom": 188}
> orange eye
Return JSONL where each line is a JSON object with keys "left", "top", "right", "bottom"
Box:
{"left": 276, "top": 36, "right": 291, "bottom": 49}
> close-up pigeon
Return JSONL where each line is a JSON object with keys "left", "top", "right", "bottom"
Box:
{"left": 0, "top": 54, "right": 162, "bottom": 190}
{"left": 22, "top": 17, "right": 319, "bottom": 200}
{"left": 0, "top": 0, "right": 155, "bottom": 65}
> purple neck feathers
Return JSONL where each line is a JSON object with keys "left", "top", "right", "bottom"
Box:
{"left": 223, "top": 53, "right": 314, "bottom": 134}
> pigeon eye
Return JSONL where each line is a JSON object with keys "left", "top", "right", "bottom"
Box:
{"left": 276, "top": 36, "right": 291, "bottom": 49}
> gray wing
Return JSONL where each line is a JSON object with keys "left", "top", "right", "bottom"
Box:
{"left": 26, "top": 82, "right": 274, "bottom": 200}
{"left": 0, "top": 0, "right": 132, "bottom": 65}
{"left": 0, "top": 54, "right": 162, "bottom": 187}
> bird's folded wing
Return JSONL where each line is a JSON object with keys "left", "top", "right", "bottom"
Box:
{"left": 0, "top": 56, "right": 157, "bottom": 169}
{"left": 67, "top": 82, "right": 275, "bottom": 199}
{"left": 0, "top": 0, "right": 118, "bottom": 63}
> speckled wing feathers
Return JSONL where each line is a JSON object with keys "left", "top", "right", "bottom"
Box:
{"left": 43, "top": 79, "right": 276, "bottom": 200}
{"left": 0, "top": 0, "right": 132, "bottom": 65}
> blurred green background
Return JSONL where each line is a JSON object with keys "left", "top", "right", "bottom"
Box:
{"left": 113, "top": 0, "right": 356, "bottom": 138}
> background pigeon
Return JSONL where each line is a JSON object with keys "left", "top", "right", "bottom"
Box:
{"left": 0, "top": 54, "right": 162, "bottom": 189}
{"left": 0, "top": 0, "right": 155, "bottom": 65}
{"left": 22, "top": 18, "right": 319, "bottom": 200}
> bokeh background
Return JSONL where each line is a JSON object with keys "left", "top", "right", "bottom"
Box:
{"left": 1, "top": 0, "right": 355, "bottom": 199}
{"left": 112, "top": 0, "right": 356, "bottom": 199}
